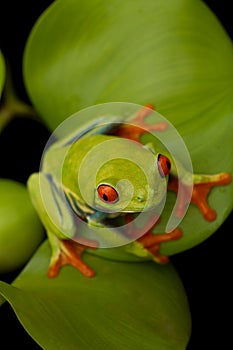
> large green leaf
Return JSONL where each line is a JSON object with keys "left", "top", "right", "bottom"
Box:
{"left": 23, "top": 0, "right": 233, "bottom": 129}
{"left": 23, "top": 0, "right": 233, "bottom": 254}
{"left": 0, "top": 241, "right": 191, "bottom": 349}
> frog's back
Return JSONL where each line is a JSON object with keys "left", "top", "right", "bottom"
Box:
{"left": 63, "top": 134, "right": 116, "bottom": 172}
{"left": 42, "top": 134, "right": 113, "bottom": 177}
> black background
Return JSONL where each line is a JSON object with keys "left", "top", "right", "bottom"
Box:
{"left": 0, "top": 1, "right": 232, "bottom": 349}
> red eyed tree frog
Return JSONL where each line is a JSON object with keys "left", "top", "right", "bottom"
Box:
{"left": 27, "top": 104, "right": 231, "bottom": 278}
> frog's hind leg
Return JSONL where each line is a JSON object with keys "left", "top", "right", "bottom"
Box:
{"left": 168, "top": 172, "right": 232, "bottom": 221}
{"left": 47, "top": 231, "right": 96, "bottom": 278}
{"left": 125, "top": 214, "right": 182, "bottom": 264}
{"left": 115, "top": 104, "right": 167, "bottom": 142}
{"left": 136, "top": 228, "right": 182, "bottom": 264}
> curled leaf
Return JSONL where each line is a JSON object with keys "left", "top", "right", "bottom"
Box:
{"left": 0, "top": 241, "right": 191, "bottom": 350}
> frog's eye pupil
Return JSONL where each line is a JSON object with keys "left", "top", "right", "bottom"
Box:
{"left": 103, "top": 194, "right": 108, "bottom": 201}
{"left": 97, "top": 185, "right": 118, "bottom": 203}
{"left": 158, "top": 154, "right": 171, "bottom": 177}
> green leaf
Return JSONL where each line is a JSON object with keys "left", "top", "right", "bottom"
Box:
{"left": 0, "top": 241, "right": 191, "bottom": 350}
{"left": 23, "top": 0, "right": 233, "bottom": 129}
{"left": 0, "top": 51, "right": 5, "bottom": 97}
{"left": 23, "top": 0, "right": 233, "bottom": 253}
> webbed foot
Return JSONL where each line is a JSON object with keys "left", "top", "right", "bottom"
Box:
{"left": 125, "top": 214, "right": 182, "bottom": 263}
{"left": 168, "top": 172, "right": 232, "bottom": 221}
{"left": 115, "top": 104, "right": 168, "bottom": 142}
{"left": 137, "top": 228, "right": 182, "bottom": 264}
{"left": 48, "top": 236, "right": 96, "bottom": 278}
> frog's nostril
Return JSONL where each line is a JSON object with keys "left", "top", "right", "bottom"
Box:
{"left": 137, "top": 195, "right": 144, "bottom": 202}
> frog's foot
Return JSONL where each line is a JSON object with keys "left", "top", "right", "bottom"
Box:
{"left": 125, "top": 213, "right": 182, "bottom": 264}
{"left": 115, "top": 104, "right": 168, "bottom": 142}
{"left": 137, "top": 228, "right": 182, "bottom": 264}
{"left": 168, "top": 172, "right": 232, "bottom": 221}
{"left": 47, "top": 237, "right": 96, "bottom": 278}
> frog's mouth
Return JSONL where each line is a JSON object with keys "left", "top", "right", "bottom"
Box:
{"left": 119, "top": 204, "right": 160, "bottom": 214}
{"left": 94, "top": 200, "right": 161, "bottom": 215}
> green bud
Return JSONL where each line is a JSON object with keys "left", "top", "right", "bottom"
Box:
{"left": 0, "top": 178, "right": 44, "bottom": 273}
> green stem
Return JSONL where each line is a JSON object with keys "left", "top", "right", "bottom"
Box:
{"left": 0, "top": 104, "right": 13, "bottom": 133}
{"left": 0, "top": 63, "right": 39, "bottom": 133}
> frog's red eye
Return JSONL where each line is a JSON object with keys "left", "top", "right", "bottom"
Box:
{"left": 97, "top": 185, "right": 119, "bottom": 203}
{"left": 158, "top": 154, "right": 171, "bottom": 177}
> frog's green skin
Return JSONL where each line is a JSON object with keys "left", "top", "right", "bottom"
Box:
{"left": 27, "top": 109, "right": 231, "bottom": 278}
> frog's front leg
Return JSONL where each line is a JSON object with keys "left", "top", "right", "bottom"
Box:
{"left": 47, "top": 231, "right": 95, "bottom": 278}
{"left": 27, "top": 173, "right": 96, "bottom": 278}
{"left": 125, "top": 214, "right": 182, "bottom": 263}
{"left": 168, "top": 172, "right": 231, "bottom": 221}
{"left": 115, "top": 104, "right": 168, "bottom": 142}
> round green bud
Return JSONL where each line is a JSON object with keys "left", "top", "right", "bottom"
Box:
{"left": 0, "top": 179, "right": 44, "bottom": 273}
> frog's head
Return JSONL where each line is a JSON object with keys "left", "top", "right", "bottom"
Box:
{"left": 62, "top": 135, "right": 171, "bottom": 215}
{"left": 93, "top": 149, "right": 171, "bottom": 214}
